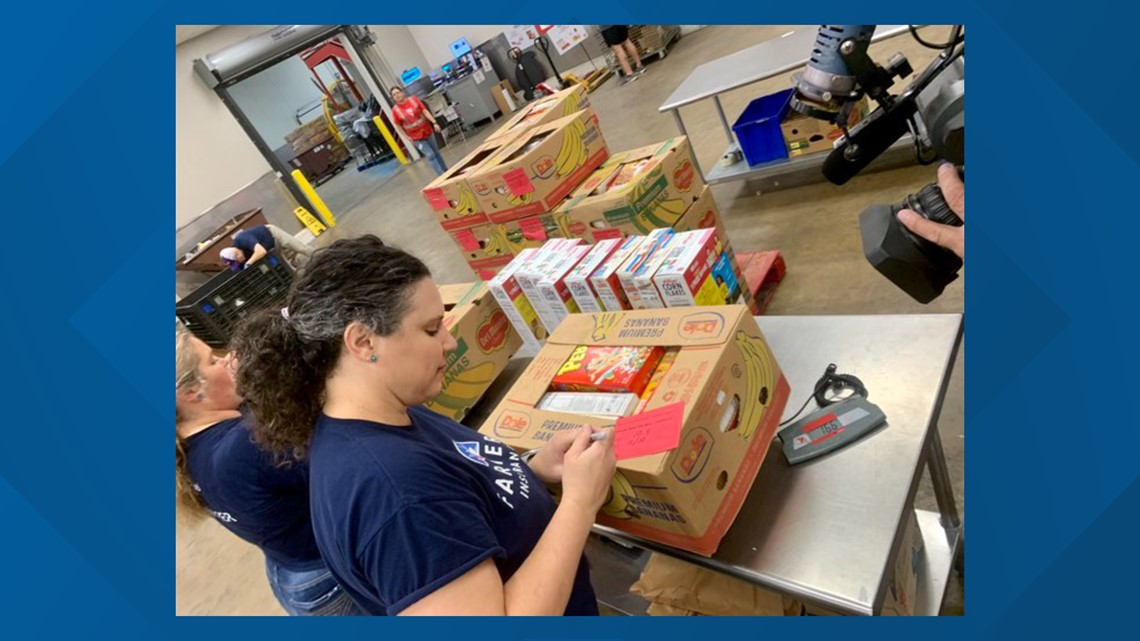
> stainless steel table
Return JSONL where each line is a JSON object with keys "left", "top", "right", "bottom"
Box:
{"left": 658, "top": 26, "right": 917, "bottom": 189}
{"left": 464, "top": 313, "right": 964, "bottom": 616}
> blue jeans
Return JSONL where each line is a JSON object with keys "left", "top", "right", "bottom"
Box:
{"left": 266, "top": 559, "right": 361, "bottom": 616}
{"left": 414, "top": 136, "right": 448, "bottom": 175}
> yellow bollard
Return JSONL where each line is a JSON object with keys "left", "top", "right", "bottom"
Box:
{"left": 290, "top": 170, "right": 337, "bottom": 228}
{"left": 372, "top": 115, "right": 409, "bottom": 165}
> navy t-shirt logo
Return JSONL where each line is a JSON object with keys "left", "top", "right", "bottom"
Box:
{"left": 453, "top": 441, "right": 490, "bottom": 467}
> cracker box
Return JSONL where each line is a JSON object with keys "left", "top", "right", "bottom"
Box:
{"left": 468, "top": 108, "right": 609, "bottom": 223}
{"left": 654, "top": 229, "right": 742, "bottom": 307}
{"left": 485, "top": 85, "right": 591, "bottom": 145}
{"left": 550, "top": 345, "right": 666, "bottom": 396}
{"left": 590, "top": 235, "right": 646, "bottom": 312}
{"left": 425, "top": 282, "right": 522, "bottom": 422}
{"left": 516, "top": 239, "right": 580, "bottom": 333}
{"left": 566, "top": 239, "right": 622, "bottom": 314}
{"left": 450, "top": 223, "right": 514, "bottom": 279}
{"left": 553, "top": 137, "right": 704, "bottom": 241}
{"left": 537, "top": 243, "right": 592, "bottom": 329}
{"left": 487, "top": 249, "right": 546, "bottom": 352}
{"left": 479, "top": 306, "right": 790, "bottom": 556}
{"left": 422, "top": 136, "right": 518, "bottom": 231}
{"left": 617, "top": 228, "right": 675, "bottom": 310}
{"left": 536, "top": 391, "right": 639, "bottom": 418}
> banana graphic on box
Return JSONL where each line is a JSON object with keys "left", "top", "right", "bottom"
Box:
{"left": 456, "top": 185, "right": 479, "bottom": 216}
{"left": 733, "top": 330, "right": 778, "bottom": 440}
{"left": 505, "top": 191, "right": 533, "bottom": 207}
{"left": 483, "top": 228, "right": 510, "bottom": 256}
{"left": 601, "top": 470, "right": 637, "bottom": 519}
{"left": 555, "top": 119, "right": 588, "bottom": 178}
{"left": 429, "top": 361, "right": 498, "bottom": 417}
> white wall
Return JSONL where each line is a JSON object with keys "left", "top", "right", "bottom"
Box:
{"left": 407, "top": 25, "right": 512, "bottom": 68}
{"left": 228, "top": 56, "right": 325, "bottom": 148}
{"left": 368, "top": 25, "right": 430, "bottom": 81}
{"left": 176, "top": 25, "right": 276, "bottom": 228}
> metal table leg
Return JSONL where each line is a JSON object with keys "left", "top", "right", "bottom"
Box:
{"left": 671, "top": 109, "right": 705, "bottom": 180}
{"left": 926, "top": 430, "right": 961, "bottom": 530}
{"left": 713, "top": 95, "right": 734, "bottom": 143}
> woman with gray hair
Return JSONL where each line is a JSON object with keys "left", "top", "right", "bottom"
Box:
{"left": 231, "top": 235, "right": 615, "bottom": 616}
{"left": 176, "top": 331, "right": 358, "bottom": 615}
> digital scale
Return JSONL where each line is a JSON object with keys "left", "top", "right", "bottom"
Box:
{"left": 777, "top": 395, "right": 886, "bottom": 465}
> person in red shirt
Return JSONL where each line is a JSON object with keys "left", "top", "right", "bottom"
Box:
{"left": 390, "top": 86, "right": 448, "bottom": 175}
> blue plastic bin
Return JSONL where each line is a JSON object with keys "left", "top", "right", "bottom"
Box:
{"left": 732, "top": 88, "right": 794, "bottom": 166}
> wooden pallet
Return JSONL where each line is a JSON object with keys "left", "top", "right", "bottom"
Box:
{"left": 736, "top": 250, "right": 787, "bottom": 315}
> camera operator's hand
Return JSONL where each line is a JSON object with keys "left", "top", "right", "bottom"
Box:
{"left": 898, "top": 163, "right": 964, "bottom": 259}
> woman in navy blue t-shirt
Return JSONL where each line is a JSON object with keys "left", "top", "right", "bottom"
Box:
{"left": 232, "top": 235, "right": 616, "bottom": 616}
{"left": 176, "top": 331, "right": 358, "bottom": 615}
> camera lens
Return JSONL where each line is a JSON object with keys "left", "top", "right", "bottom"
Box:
{"left": 901, "top": 182, "right": 962, "bottom": 227}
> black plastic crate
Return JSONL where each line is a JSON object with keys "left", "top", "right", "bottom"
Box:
{"left": 176, "top": 252, "right": 294, "bottom": 348}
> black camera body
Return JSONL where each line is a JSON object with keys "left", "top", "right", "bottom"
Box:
{"left": 859, "top": 175, "right": 963, "bottom": 303}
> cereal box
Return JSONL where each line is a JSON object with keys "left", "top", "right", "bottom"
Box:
{"left": 566, "top": 239, "right": 622, "bottom": 314}
{"left": 550, "top": 345, "right": 665, "bottom": 396}
{"left": 590, "top": 235, "right": 646, "bottom": 312}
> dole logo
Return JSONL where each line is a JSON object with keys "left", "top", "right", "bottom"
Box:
{"left": 533, "top": 155, "right": 555, "bottom": 179}
{"left": 678, "top": 311, "right": 726, "bottom": 340}
{"left": 493, "top": 411, "right": 531, "bottom": 438}
{"left": 477, "top": 311, "right": 510, "bottom": 352}
{"left": 671, "top": 427, "right": 713, "bottom": 483}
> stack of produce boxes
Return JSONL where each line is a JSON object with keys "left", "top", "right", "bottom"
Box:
{"left": 420, "top": 86, "right": 595, "bottom": 280}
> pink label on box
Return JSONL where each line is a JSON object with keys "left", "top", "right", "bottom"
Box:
{"left": 455, "top": 229, "right": 480, "bottom": 252}
{"left": 614, "top": 402, "right": 684, "bottom": 460}
{"left": 518, "top": 217, "right": 547, "bottom": 241}
{"left": 424, "top": 187, "right": 449, "bottom": 211}
{"left": 503, "top": 168, "right": 535, "bottom": 196}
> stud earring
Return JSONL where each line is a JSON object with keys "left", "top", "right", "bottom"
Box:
{"left": 369, "top": 354, "right": 378, "bottom": 363}
{"left": 196, "top": 393, "right": 205, "bottom": 402}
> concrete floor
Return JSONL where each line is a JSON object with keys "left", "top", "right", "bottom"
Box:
{"left": 176, "top": 25, "right": 964, "bottom": 616}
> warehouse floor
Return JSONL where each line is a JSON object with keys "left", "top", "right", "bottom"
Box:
{"left": 176, "top": 25, "right": 964, "bottom": 616}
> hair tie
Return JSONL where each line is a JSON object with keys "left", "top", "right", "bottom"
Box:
{"left": 281, "top": 307, "right": 290, "bottom": 320}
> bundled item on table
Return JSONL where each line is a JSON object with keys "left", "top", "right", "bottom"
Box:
{"left": 479, "top": 305, "right": 789, "bottom": 555}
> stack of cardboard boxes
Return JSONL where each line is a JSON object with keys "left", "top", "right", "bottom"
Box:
{"left": 421, "top": 86, "right": 602, "bottom": 280}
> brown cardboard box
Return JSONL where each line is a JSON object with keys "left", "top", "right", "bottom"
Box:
{"left": 631, "top": 552, "right": 800, "bottom": 616}
{"left": 422, "top": 136, "right": 520, "bottom": 231}
{"left": 497, "top": 212, "right": 567, "bottom": 256}
{"left": 780, "top": 98, "right": 868, "bottom": 157}
{"left": 468, "top": 108, "right": 609, "bottom": 224}
{"left": 880, "top": 510, "right": 923, "bottom": 616}
{"left": 450, "top": 223, "right": 514, "bottom": 279}
{"left": 425, "top": 283, "right": 522, "bottom": 422}
{"left": 485, "top": 85, "right": 591, "bottom": 145}
{"left": 479, "top": 305, "right": 789, "bottom": 556}
{"left": 553, "top": 137, "right": 704, "bottom": 242}
{"left": 490, "top": 79, "right": 518, "bottom": 119}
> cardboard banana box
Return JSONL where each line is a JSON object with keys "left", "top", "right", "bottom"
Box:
{"left": 479, "top": 305, "right": 789, "bottom": 556}
{"left": 468, "top": 108, "right": 609, "bottom": 224}
{"left": 485, "top": 85, "right": 591, "bottom": 145}
{"left": 449, "top": 223, "right": 514, "bottom": 280}
{"left": 425, "top": 282, "right": 522, "bottom": 422}
{"left": 553, "top": 137, "right": 704, "bottom": 242}
{"left": 423, "top": 135, "right": 520, "bottom": 232}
